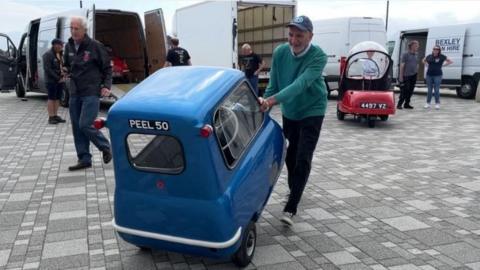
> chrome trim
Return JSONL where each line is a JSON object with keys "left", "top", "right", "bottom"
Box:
{"left": 112, "top": 219, "right": 242, "bottom": 249}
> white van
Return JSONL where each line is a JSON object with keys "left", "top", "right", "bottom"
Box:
{"left": 391, "top": 23, "right": 480, "bottom": 99}
{"left": 2, "top": 6, "right": 167, "bottom": 106}
{"left": 312, "top": 17, "right": 387, "bottom": 95}
{"left": 173, "top": 0, "right": 296, "bottom": 93}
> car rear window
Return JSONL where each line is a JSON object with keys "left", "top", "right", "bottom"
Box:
{"left": 126, "top": 134, "right": 184, "bottom": 174}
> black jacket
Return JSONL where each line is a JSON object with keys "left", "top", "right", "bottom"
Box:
{"left": 63, "top": 35, "right": 112, "bottom": 96}
{"left": 42, "top": 48, "right": 62, "bottom": 85}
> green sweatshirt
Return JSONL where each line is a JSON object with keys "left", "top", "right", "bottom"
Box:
{"left": 264, "top": 43, "right": 328, "bottom": 120}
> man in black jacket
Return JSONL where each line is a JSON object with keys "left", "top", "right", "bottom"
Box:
{"left": 63, "top": 16, "right": 112, "bottom": 171}
{"left": 42, "top": 38, "right": 66, "bottom": 124}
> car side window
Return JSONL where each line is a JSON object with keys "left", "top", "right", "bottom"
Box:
{"left": 0, "top": 36, "right": 10, "bottom": 58}
{"left": 214, "top": 82, "right": 263, "bottom": 167}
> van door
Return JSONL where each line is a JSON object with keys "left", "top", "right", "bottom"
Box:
{"left": 87, "top": 5, "right": 96, "bottom": 38}
{"left": 144, "top": 8, "right": 167, "bottom": 75}
{"left": 0, "top": 33, "right": 17, "bottom": 90}
{"left": 426, "top": 25, "right": 465, "bottom": 81}
{"left": 37, "top": 17, "right": 60, "bottom": 92}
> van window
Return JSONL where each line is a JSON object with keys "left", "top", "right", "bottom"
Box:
{"left": 214, "top": 82, "right": 263, "bottom": 167}
{"left": 127, "top": 134, "right": 184, "bottom": 174}
{"left": 0, "top": 36, "right": 16, "bottom": 58}
{"left": 37, "top": 29, "right": 57, "bottom": 57}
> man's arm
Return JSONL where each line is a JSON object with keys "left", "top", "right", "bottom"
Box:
{"left": 263, "top": 50, "right": 280, "bottom": 98}
{"left": 97, "top": 43, "right": 112, "bottom": 96}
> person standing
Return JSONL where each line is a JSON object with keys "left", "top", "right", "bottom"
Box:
{"left": 397, "top": 40, "right": 419, "bottom": 109}
{"left": 43, "top": 38, "right": 67, "bottom": 124}
{"left": 239, "top": 43, "right": 265, "bottom": 95}
{"left": 422, "top": 45, "right": 452, "bottom": 109}
{"left": 260, "top": 15, "right": 327, "bottom": 226}
{"left": 63, "top": 16, "right": 112, "bottom": 171}
{"left": 164, "top": 37, "right": 191, "bottom": 67}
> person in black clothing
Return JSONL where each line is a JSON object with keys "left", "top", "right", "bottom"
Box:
{"left": 164, "top": 38, "right": 191, "bottom": 67}
{"left": 63, "top": 16, "right": 112, "bottom": 171}
{"left": 43, "top": 38, "right": 67, "bottom": 124}
{"left": 239, "top": 43, "right": 265, "bottom": 95}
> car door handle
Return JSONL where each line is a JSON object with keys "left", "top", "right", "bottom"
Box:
{"left": 463, "top": 54, "right": 473, "bottom": 57}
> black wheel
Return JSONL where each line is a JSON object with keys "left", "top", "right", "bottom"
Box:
{"left": 367, "top": 117, "right": 376, "bottom": 128}
{"left": 456, "top": 77, "right": 477, "bottom": 99}
{"left": 15, "top": 76, "right": 25, "bottom": 98}
{"left": 325, "top": 79, "right": 331, "bottom": 99}
{"left": 380, "top": 115, "right": 388, "bottom": 121}
{"left": 232, "top": 221, "right": 256, "bottom": 267}
{"left": 60, "top": 83, "right": 69, "bottom": 107}
{"left": 336, "top": 105, "right": 345, "bottom": 120}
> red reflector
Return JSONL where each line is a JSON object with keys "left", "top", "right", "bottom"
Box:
{"left": 200, "top": 124, "right": 213, "bottom": 137}
{"left": 156, "top": 180, "right": 165, "bottom": 189}
{"left": 93, "top": 118, "right": 105, "bottom": 129}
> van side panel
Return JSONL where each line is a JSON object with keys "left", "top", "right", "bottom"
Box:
{"left": 174, "top": 2, "right": 235, "bottom": 68}
{"left": 463, "top": 24, "right": 480, "bottom": 78}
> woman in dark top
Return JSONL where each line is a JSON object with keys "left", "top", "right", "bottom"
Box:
{"left": 422, "top": 46, "right": 452, "bottom": 109}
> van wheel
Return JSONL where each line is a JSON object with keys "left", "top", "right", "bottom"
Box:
{"left": 15, "top": 77, "right": 25, "bottom": 98}
{"left": 337, "top": 105, "right": 345, "bottom": 120}
{"left": 60, "top": 84, "right": 69, "bottom": 107}
{"left": 232, "top": 221, "right": 256, "bottom": 267}
{"left": 380, "top": 115, "right": 388, "bottom": 121}
{"left": 456, "top": 77, "right": 476, "bottom": 99}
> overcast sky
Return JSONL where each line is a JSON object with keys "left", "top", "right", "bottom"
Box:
{"left": 2, "top": 0, "right": 480, "bottom": 45}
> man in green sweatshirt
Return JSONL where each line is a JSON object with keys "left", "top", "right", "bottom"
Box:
{"left": 260, "top": 15, "right": 327, "bottom": 226}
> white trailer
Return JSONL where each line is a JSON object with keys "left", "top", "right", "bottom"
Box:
{"left": 391, "top": 23, "right": 480, "bottom": 99}
{"left": 311, "top": 17, "right": 387, "bottom": 94}
{"left": 173, "top": 0, "right": 296, "bottom": 92}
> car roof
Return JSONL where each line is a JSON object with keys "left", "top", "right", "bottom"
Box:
{"left": 110, "top": 66, "right": 244, "bottom": 120}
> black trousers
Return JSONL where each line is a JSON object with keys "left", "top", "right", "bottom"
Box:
{"left": 282, "top": 115, "right": 324, "bottom": 215}
{"left": 397, "top": 74, "right": 417, "bottom": 107}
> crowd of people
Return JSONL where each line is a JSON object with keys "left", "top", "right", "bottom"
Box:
{"left": 40, "top": 13, "right": 455, "bottom": 226}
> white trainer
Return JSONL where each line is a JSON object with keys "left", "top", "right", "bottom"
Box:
{"left": 280, "top": 212, "right": 294, "bottom": 226}
{"left": 435, "top": 104, "right": 440, "bottom": 110}
{"left": 424, "top": 103, "right": 430, "bottom": 109}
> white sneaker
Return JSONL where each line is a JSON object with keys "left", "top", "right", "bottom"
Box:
{"left": 280, "top": 212, "right": 294, "bottom": 226}
{"left": 424, "top": 103, "right": 430, "bottom": 109}
{"left": 435, "top": 104, "right": 440, "bottom": 110}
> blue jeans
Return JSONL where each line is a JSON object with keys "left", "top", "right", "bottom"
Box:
{"left": 426, "top": 75, "right": 442, "bottom": 104}
{"left": 69, "top": 95, "right": 110, "bottom": 164}
{"left": 247, "top": 76, "right": 259, "bottom": 95}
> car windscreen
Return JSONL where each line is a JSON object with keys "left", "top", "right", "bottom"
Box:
{"left": 126, "top": 134, "right": 184, "bottom": 174}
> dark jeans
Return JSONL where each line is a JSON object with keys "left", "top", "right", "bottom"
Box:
{"left": 282, "top": 115, "right": 324, "bottom": 215}
{"left": 247, "top": 75, "right": 259, "bottom": 95}
{"left": 397, "top": 74, "right": 417, "bottom": 107}
{"left": 69, "top": 95, "right": 110, "bottom": 164}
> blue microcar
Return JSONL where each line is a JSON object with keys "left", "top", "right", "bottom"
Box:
{"left": 105, "top": 66, "right": 285, "bottom": 266}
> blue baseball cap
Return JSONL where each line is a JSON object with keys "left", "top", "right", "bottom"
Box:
{"left": 287, "top": 15, "right": 313, "bottom": 32}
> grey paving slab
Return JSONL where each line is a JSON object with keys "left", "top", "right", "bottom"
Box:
{"left": 1, "top": 91, "right": 480, "bottom": 269}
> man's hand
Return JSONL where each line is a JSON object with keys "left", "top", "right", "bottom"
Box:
{"left": 100, "top": 87, "right": 111, "bottom": 97}
{"left": 258, "top": 97, "right": 276, "bottom": 112}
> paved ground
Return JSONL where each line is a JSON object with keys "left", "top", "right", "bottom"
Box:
{"left": 0, "top": 89, "right": 479, "bottom": 270}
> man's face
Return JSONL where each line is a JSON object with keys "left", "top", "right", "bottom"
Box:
{"left": 53, "top": 43, "right": 63, "bottom": 53}
{"left": 242, "top": 47, "right": 251, "bottom": 55}
{"left": 70, "top": 19, "right": 86, "bottom": 43}
{"left": 411, "top": 42, "right": 419, "bottom": 52}
{"left": 288, "top": 26, "right": 313, "bottom": 54}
